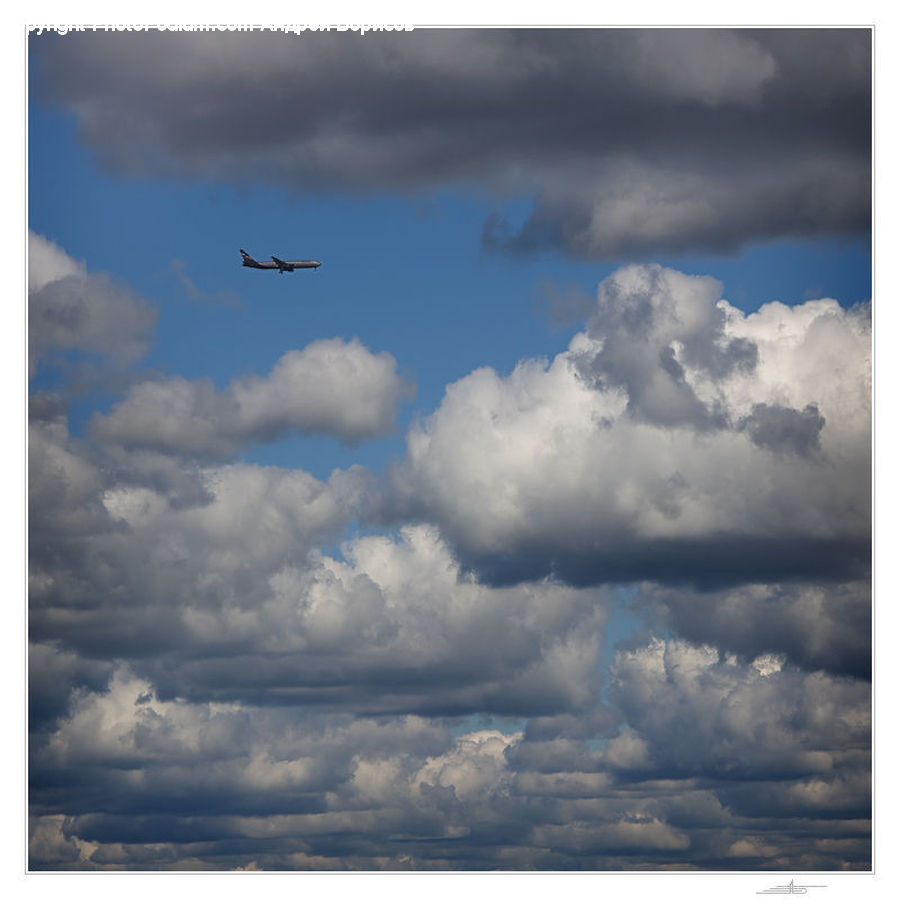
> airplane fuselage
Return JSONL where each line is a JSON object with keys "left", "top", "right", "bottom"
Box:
{"left": 240, "top": 250, "right": 321, "bottom": 273}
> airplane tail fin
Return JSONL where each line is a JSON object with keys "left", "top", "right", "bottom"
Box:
{"left": 240, "top": 249, "right": 257, "bottom": 264}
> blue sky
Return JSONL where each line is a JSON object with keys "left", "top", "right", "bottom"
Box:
{"left": 29, "top": 104, "right": 871, "bottom": 479}
{"left": 27, "top": 27, "right": 874, "bottom": 874}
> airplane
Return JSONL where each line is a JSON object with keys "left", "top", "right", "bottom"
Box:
{"left": 240, "top": 249, "right": 321, "bottom": 273}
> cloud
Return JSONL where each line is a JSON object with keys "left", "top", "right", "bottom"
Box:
{"left": 648, "top": 580, "right": 871, "bottom": 679}
{"left": 29, "top": 231, "right": 85, "bottom": 292}
{"left": 30, "top": 638, "right": 870, "bottom": 870}
{"left": 27, "top": 236, "right": 870, "bottom": 869}
{"left": 605, "top": 637, "right": 870, "bottom": 783}
{"left": 738, "top": 402, "right": 825, "bottom": 457}
{"left": 29, "top": 425, "right": 871, "bottom": 869}
{"left": 382, "top": 265, "right": 871, "bottom": 588}
{"left": 30, "top": 29, "right": 870, "bottom": 259}
{"left": 30, "top": 418, "right": 366, "bottom": 663}
{"left": 90, "top": 338, "right": 413, "bottom": 454}
{"left": 29, "top": 641, "right": 112, "bottom": 731}
{"left": 30, "top": 393, "right": 869, "bottom": 869}
{"left": 32, "top": 407, "right": 610, "bottom": 714}
{"left": 28, "top": 236, "right": 603, "bottom": 723}
{"left": 29, "top": 230, "right": 157, "bottom": 373}
{"left": 483, "top": 154, "right": 870, "bottom": 260}
{"left": 575, "top": 264, "right": 758, "bottom": 429}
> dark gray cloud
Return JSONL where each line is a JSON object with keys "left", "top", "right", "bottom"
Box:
{"left": 459, "top": 536, "right": 870, "bottom": 591}
{"left": 30, "top": 28, "right": 870, "bottom": 260}
{"left": 739, "top": 402, "right": 825, "bottom": 457}
{"left": 646, "top": 580, "right": 871, "bottom": 679}
{"left": 28, "top": 642, "right": 113, "bottom": 731}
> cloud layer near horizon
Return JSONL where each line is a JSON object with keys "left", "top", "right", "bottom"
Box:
{"left": 30, "top": 639, "right": 870, "bottom": 870}
{"left": 28, "top": 228, "right": 871, "bottom": 869}
{"left": 30, "top": 28, "right": 870, "bottom": 259}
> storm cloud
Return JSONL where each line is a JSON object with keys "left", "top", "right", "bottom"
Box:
{"left": 30, "top": 28, "right": 870, "bottom": 260}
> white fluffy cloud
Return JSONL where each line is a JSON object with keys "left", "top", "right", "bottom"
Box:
{"left": 386, "top": 264, "right": 870, "bottom": 587}
{"left": 90, "top": 337, "right": 413, "bottom": 454}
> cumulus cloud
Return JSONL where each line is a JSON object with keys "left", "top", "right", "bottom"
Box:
{"left": 605, "top": 637, "right": 870, "bottom": 782}
{"left": 29, "top": 231, "right": 156, "bottom": 361}
{"left": 30, "top": 394, "right": 870, "bottom": 870}
{"left": 90, "top": 338, "right": 413, "bottom": 454}
{"left": 31, "top": 402, "right": 608, "bottom": 717}
{"left": 29, "top": 231, "right": 85, "bottom": 292}
{"left": 30, "top": 29, "right": 870, "bottom": 259}
{"left": 29, "top": 231, "right": 157, "bottom": 373}
{"left": 384, "top": 265, "right": 871, "bottom": 588}
{"left": 27, "top": 234, "right": 870, "bottom": 869}
{"left": 29, "top": 433, "right": 871, "bottom": 870}
{"left": 30, "top": 414, "right": 365, "bottom": 662}
{"left": 575, "top": 264, "right": 758, "bottom": 429}
{"left": 30, "top": 637, "right": 870, "bottom": 870}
